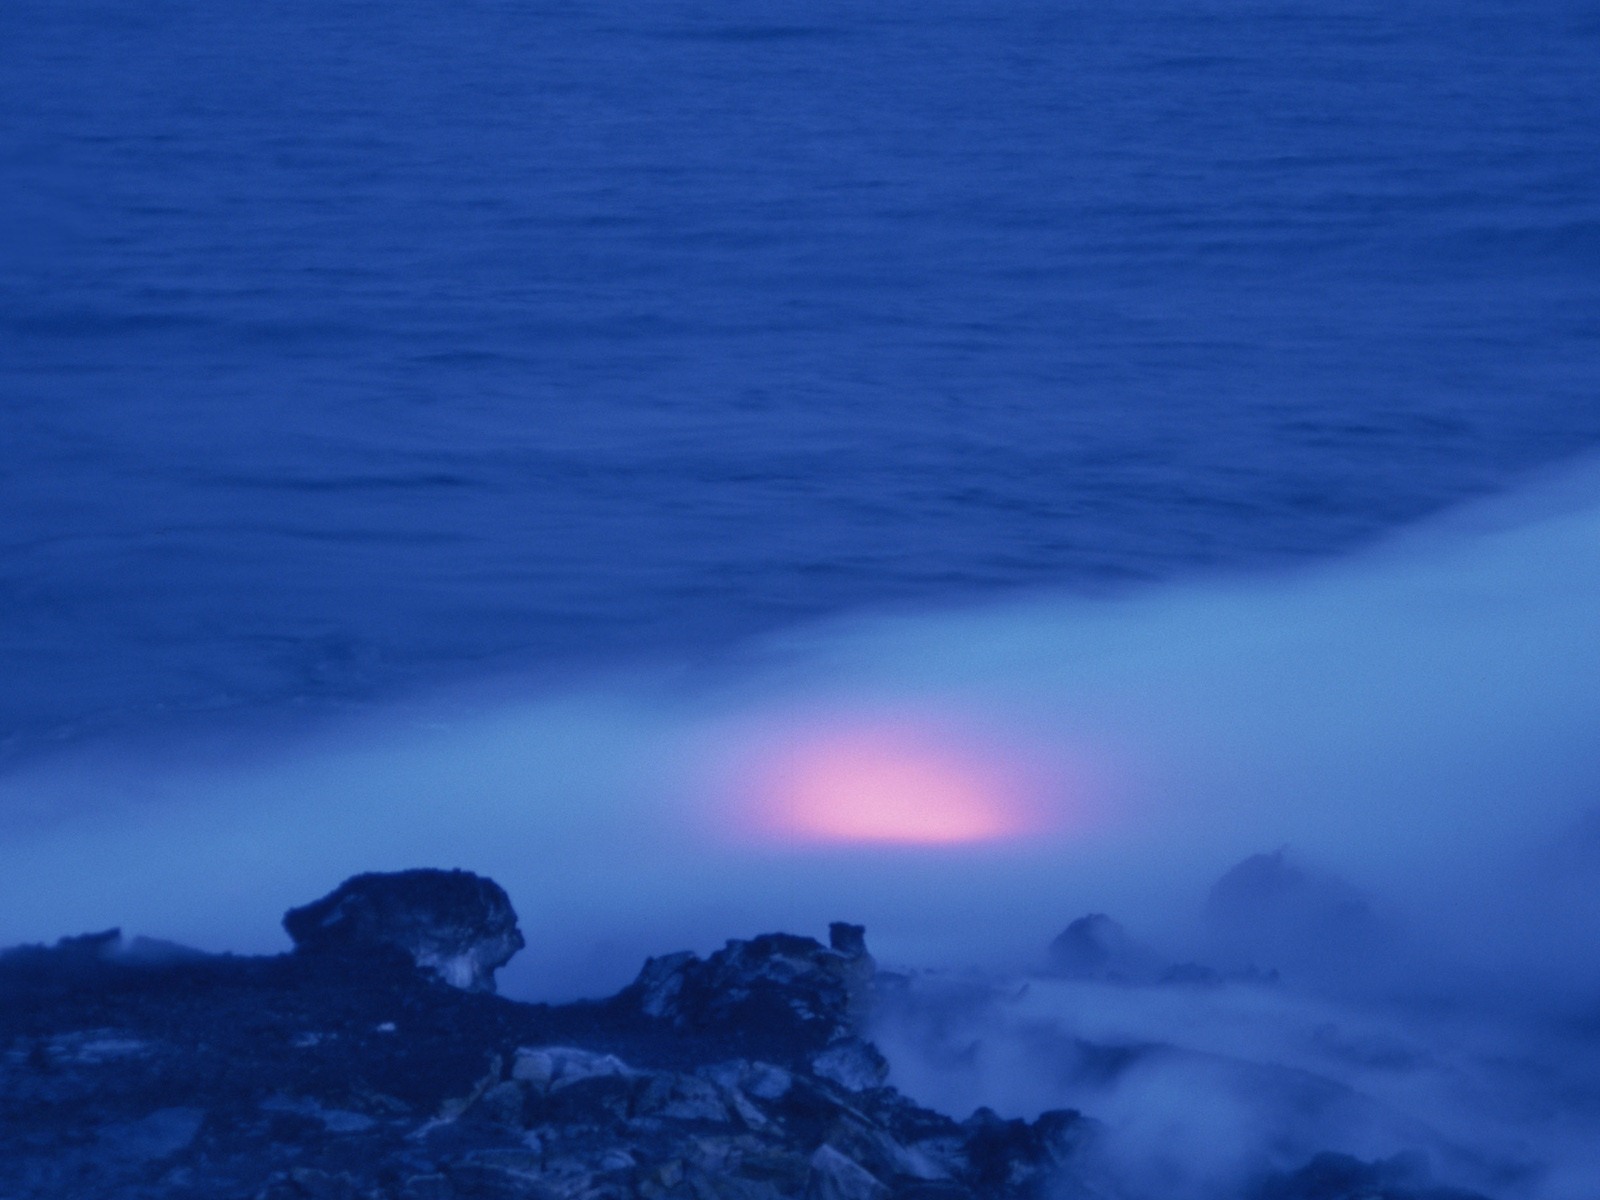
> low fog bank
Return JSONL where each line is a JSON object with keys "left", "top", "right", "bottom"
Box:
{"left": 871, "top": 844, "right": 1600, "bottom": 1200}
{"left": 874, "top": 960, "right": 1600, "bottom": 1200}
{"left": 7, "top": 460, "right": 1599, "bottom": 989}
{"left": 2, "top": 461, "right": 1600, "bottom": 1193}
{"left": 4, "top": 459, "right": 1600, "bottom": 974}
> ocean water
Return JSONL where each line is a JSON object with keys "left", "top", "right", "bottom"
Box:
{"left": 4, "top": 0, "right": 1599, "bottom": 753}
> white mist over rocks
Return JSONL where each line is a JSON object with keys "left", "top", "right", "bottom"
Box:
{"left": 4, "top": 461, "right": 1600, "bottom": 1196}
{"left": 871, "top": 963, "right": 1600, "bottom": 1200}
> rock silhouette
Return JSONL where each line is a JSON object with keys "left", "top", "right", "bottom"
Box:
{"left": 283, "top": 868, "right": 524, "bottom": 993}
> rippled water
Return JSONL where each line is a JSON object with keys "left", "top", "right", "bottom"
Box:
{"left": 3, "top": 0, "right": 1598, "bottom": 749}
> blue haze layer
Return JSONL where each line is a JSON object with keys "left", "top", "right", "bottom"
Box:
{"left": 2, "top": 0, "right": 1598, "bottom": 747}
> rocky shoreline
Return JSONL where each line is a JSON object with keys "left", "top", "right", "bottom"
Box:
{"left": 0, "top": 870, "right": 1488, "bottom": 1200}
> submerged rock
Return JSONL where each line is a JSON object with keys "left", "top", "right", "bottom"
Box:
{"left": 282, "top": 868, "right": 524, "bottom": 992}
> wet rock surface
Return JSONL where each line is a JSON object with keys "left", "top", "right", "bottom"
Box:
{"left": 0, "top": 872, "right": 1494, "bottom": 1200}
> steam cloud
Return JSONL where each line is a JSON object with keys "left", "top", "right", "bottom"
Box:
{"left": 4, "top": 459, "right": 1600, "bottom": 1197}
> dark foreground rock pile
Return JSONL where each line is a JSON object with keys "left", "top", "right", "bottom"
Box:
{"left": 0, "top": 872, "right": 1086, "bottom": 1200}
{"left": 0, "top": 869, "right": 1493, "bottom": 1200}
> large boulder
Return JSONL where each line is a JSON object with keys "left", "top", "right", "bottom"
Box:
{"left": 620, "top": 921, "right": 877, "bottom": 1055}
{"left": 282, "top": 869, "right": 523, "bottom": 992}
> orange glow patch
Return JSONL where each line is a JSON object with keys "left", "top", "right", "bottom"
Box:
{"left": 737, "top": 721, "right": 1053, "bottom": 846}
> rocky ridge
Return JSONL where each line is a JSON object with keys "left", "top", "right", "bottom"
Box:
{"left": 0, "top": 870, "right": 1490, "bottom": 1200}
{"left": 0, "top": 872, "right": 1087, "bottom": 1200}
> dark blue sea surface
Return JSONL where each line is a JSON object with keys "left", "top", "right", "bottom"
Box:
{"left": 3, "top": 0, "right": 1598, "bottom": 750}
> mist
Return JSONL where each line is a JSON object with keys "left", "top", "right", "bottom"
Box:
{"left": 4, "top": 460, "right": 1600, "bottom": 1196}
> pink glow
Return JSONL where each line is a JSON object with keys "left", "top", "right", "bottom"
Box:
{"left": 732, "top": 719, "right": 1060, "bottom": 847}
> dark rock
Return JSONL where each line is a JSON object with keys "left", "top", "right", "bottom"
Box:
{"left": 1046, "top": 914, "right": 1164, "bottom": 983}
{"left": 635, "top": 1070, "right": 733, "bottom": 1123}
{"left": 811, "top": 1038, "right": 890, "bottom": 1093}
{"left": 620, "top": 926, "right": 875, "bottom": 1054}
{"left": 1205, "top": 850, "right": 1394, "bottom": 983}
{"left": 822, "top": 1109, "right": 951, "bottom": 1185}
{"left": 1252, "top": 1151, "right": 1494, "bottom": 1200}
{"left": 283, "top": 869, "right": 524, "bottom": 993}
{"left": 808, "top": 1143, "right": 890, "bottom": 1200}
{"left": 96, "top": 1105, "right": 206, "bottom": 1161}
{"left": 4, "top": 887, "right": 1467, "bottom": 1200}
{"left": 960, "top": 1107, "right": 1088, "bottom": 1195}
{"left": 830, "top": 924, "right": 868, "bottom": 957}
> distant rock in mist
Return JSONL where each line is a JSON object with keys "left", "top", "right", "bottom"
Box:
{"left": 1204, "top": 849, "right": 1389, "bottom": 980}
{"left": 1046, "top": 914, "right": 1166, "bottom": 984}
{"left": 283, "top": 868, "right": 524, "bottom": 993}
{"left": 0, "top": 927, "right": 209, "bottom": 976}
{"left": 1252, "top": 1151, "right": 1492, "bottom": 1200}
{"left": 1045, "top": 914, "right": 1231, "bottom": 988}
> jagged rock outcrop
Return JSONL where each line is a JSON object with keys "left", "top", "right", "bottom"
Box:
{"left": 619, "top": 918, "right": 889, "bottom": 1091}
{"left": 0, "top": 872, "right": 1498, "bottom": 1200}
{"left": 283, "top": 868, "right": 524, "bottom": 992}
{"left": 0, "top": 880, "right": 1093, "bottom": 1200}
{"left": 621, "top": 921, "right": 877, "bottom": 1051}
